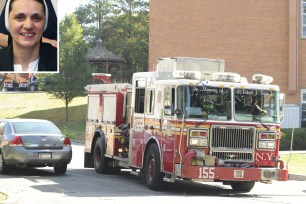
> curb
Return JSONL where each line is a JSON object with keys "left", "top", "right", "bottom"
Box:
{"left": 288, "top": 174, "right": 306, "bottom": 181}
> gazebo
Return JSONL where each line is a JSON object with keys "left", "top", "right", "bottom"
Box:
{"left": 87, "top": 39, "right": 124, "bottom": 82}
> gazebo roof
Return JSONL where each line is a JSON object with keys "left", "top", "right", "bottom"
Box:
{"left": 87, "top": 39, "right": 124, "bottom": 62}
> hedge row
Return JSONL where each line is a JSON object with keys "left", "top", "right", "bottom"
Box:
{"left": 280, "top": 128, "right": 306, "bottom": 151}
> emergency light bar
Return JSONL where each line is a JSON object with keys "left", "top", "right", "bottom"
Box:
{"left": 212, "top": 72, "right": 241, "bottom": 82}
{"left": 173, "top": 70, "right": 201, "bottom": 80}
{"left": 252, "top": 74, "right": 273, "bottom": 84}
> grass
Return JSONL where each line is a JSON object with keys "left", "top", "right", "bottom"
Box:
{"left": 280, "top": 154, "right": 306, "bottom": 175}
{"left": 0, "top": 92, "right": 87, "bottom": 141}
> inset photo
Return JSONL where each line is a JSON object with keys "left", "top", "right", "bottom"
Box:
{"left": 0, "top": 0, "right": 58, "bottom": 73}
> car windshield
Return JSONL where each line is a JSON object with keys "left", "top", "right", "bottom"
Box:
{"left": 177, "top": 85, "right": 231, "bottom": 120}
{"left": 234, "top": 88, "right": 280, "bottom": 123}
{"left": 11, "top": 121, "right": 61, "bottom": 134}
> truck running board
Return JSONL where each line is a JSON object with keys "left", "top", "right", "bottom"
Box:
{"left": 130, "top": 170, "right": 140, "bottom": 176}
{"left": 163, "top": 174, "right": 176, "bottom": 182}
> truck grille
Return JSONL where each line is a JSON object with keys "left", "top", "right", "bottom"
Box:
{"left": 210, "top": 125, "right": 255, "bottom": 162}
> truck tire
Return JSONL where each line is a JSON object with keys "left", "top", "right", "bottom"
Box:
{"left": 230, "top": 181, "right": 255, "bottom": 192}
{"left": 143, "top": 143, "right": 164, "bottom": 190}
{"left": 94, "top": 137, "right": 110, "bottom": 173}
{"left": 0, "top": 151, "right": 10, "bottom": 174}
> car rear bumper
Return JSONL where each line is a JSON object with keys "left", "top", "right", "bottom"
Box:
{"left": 3, "top": 146, "right": 72, "bottom": 166}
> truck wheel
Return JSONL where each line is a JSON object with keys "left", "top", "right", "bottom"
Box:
{"left": 54, "top": 164, "right": 67, "bottom": 175}
{"left": 143, "top": 143, "right": 164, "bottom": 190}
{"left": 94, "top": 137, "right": 110, "bottom": 173}
{"left": 0, "top": 151, "right": 10, "bottom": 174}
{"left": 230, "top": 181, "right": 255, "bottom": 192}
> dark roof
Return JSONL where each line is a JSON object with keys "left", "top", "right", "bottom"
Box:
{"left": 87, "top": 39, "right": 123, "bottom": 62}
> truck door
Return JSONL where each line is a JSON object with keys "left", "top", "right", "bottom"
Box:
{"left": 130, "top": 78, "right": 146, "bottom": 167}
{"left": 162, "top": 87, "right": 176, "bottom": 173}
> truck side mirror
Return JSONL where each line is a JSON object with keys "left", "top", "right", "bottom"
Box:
{"left": 174, "top": 109, "right": 183, "bottom": 118}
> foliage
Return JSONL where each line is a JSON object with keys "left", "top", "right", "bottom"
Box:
{"left": 41, "top": 14, "right": 93, "bottom": 121}
{"left": 75, "top": 0, "right": 149, "bottom": 81}
{"left": 0, "top": 74, "right": 7, "bottom": 89}
{"left": 280, "top": 128, "right": 306, "bottom": 150}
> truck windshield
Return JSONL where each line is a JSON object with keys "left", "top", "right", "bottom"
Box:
{"left": 177, "top": 85, "right": 231, "bottom": 120}
{"left": 234, "top": 88, "right": 280, "bottom": 123}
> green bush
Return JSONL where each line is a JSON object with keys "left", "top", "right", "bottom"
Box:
{"left": 280, "top": 128, "right": 306, "bottom": 150}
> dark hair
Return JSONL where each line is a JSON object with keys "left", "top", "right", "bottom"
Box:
{"left": 9, "top": 0, "right": 46, "bottom": 16}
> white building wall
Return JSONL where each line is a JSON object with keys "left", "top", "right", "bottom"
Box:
{"left": 281, "top": 104, "right": 300, "bottom": 128}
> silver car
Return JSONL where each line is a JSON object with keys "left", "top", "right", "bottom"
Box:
{"left": 0, "top": 119, "right": 72, "bottom": 175}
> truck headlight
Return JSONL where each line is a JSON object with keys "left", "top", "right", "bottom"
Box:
{"left": 258, "top": 141, "right": 275, "bottom": 149}
{"left": 189, "top": 129, "right": 208, "bottom": 147}
{"left": 258, "top": 132, "right": 276, "bottom": 149}
{"left": 190, "top": 138, "right": 208, "bottom": 146}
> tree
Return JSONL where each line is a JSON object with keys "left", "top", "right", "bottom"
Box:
{"left": 103, "top": 0, "right": 149, "bottom": 80}
{"left": 75, "top": 0, "right": 113, "bottom": 43}
{"left": 42, "top": 14, "right": 93, "bottom": 121}
{"left": 0, "top": 74, "right": 7, "bottom": 90}
{"left": 75, "top": 0, "right": 149, "bottom": 80}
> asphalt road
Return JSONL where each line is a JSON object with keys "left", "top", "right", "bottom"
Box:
{"left": 0, "top": 144, "right": 305, "bottom": 204}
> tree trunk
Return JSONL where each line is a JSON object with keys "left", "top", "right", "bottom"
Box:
{"left": 65, "top": 93, "right": 69, "bottom": 121}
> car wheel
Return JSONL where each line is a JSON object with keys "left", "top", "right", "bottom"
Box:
{"left": 54, "top": 164, "right": 67, "bottom": 175}
{"left": 143, "top": 143, "right": 164, "bottom": 190}
{"left": 0, "top": 151, "right": 10, "bottom": 174}
{"left": 93, "top": 137, "right": 110, "bottom": 173}
{"left": 230, "top": 181, "right": 255, "bottom": 192}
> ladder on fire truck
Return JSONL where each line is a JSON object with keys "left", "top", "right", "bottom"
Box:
{"left": 86, "top": 83, "right": 132, "bottom": 92}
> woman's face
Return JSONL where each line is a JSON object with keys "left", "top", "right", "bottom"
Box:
{"left": 8, "top": 0, "right": 45, "bottom": 49}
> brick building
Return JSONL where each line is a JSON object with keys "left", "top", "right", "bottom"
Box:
{"left": 149, "top": 0, "right": 306, "bottom": 128}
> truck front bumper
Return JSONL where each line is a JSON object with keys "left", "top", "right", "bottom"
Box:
{"left": 180, "top": 165, "right": 288, "bottom": 182}
{"left": 177, "top": 150, "right": 289, "bottom": 182}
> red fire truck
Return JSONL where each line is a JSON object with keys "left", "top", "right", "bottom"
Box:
{"left": 84, "top": 57, "right": 288, "bottom": 192}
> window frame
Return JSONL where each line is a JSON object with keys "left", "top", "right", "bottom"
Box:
{"left": 134, "top": 80, "right": 146, "bottom": 114}
{"left": 164, "top": 87, "right": 175, "bottom": 117}
{"left": 302, "top": 0, "right": 306, "bottom": 38}
{"left": 301, "top": 89, "right": 306, "bottom": 127}
{"left": 145, "top": 89, "right": 155, "bottom": 115}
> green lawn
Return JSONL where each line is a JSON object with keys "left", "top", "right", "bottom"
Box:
{"left": 0, "top": 92, "right": 87, "bottom": 141}
{"left": 280, "top": 154, "right": 306, "bottom": 175}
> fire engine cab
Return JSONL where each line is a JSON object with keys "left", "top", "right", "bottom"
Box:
{"left": 84, "top": 57, "right": 288, "bottom": 192}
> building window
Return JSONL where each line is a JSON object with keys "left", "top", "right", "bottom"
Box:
{"left": 302, "top": 0, "right": 306, "bottom": 38}
{"left": 301, "top": 90, "right": 306, "bottom": 127}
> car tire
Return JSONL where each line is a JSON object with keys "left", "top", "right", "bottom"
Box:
{"left": 94, "top": 137, "right": 110, "bottom": 174}
{"left": 54, "top": 164, "right": 67, "bottom": 175}
{"left": 0, "top": 151, "right": 10, "bottom": 174}
{"left": 143, "top": 143, "right": 164, "bottom": 190}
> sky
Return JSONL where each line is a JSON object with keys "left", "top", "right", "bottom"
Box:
{"left": 58, "top": 0, "right": 89, "bottom": 21}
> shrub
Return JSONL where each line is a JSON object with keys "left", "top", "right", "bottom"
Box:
{"left": 280, "top": 128, "right": 306, "bottom": 150}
